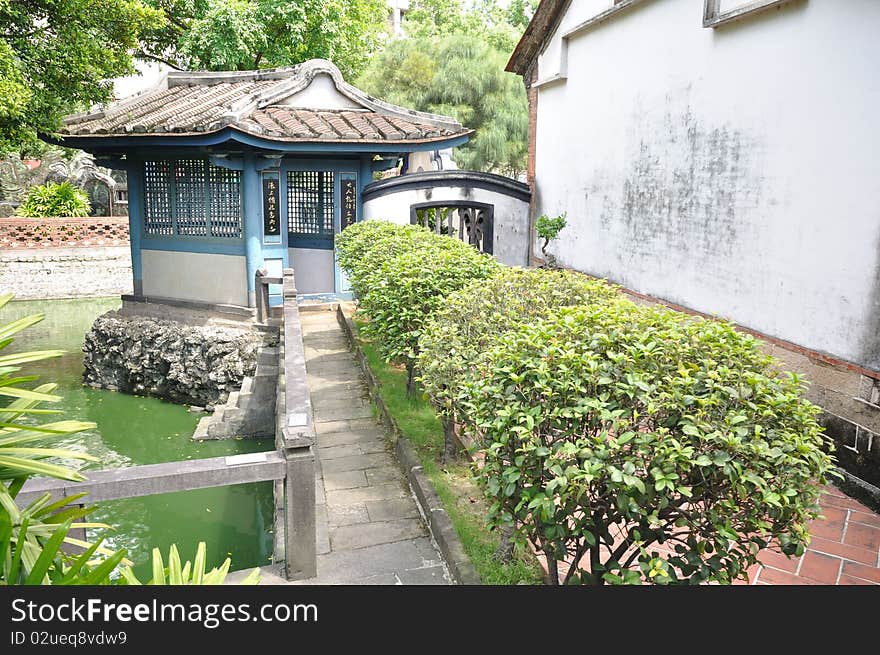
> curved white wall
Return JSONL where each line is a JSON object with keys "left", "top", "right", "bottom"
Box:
{"left": 534, "top": 0, "right": 880, "bottom": 370}
{"left": 363, "top": 184, "right": 530, "bottom": 267}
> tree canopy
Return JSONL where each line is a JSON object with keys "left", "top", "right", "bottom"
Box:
{"left": 357, "top": 33, "right": 528, "bottom": 176}
{"left": 139, "top": 0, "right": 389, "bottom": 78}
{"left": 0, "top": 0, "right": 161, "bottom": 156}
{"left": 403, "top": 0, "right": 535, "bottom": 54}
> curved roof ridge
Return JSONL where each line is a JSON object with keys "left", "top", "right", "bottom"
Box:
{"left": 254, "top": 59, "right": 462, "bottom": 132}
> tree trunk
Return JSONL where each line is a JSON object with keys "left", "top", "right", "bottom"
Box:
{"left": 405, "top": 361, "right": 416, "bottom": 398}
{"left": 440, "top": 416, "right": 459, "bottom": 464}
{"left": 545, "top": 555, "right": 559, "bottom": 586}
{"left": 494, "top": 525, "right": 515, "bottom": 563}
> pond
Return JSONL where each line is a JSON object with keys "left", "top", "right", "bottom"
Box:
{"left": 4, "top": 297, "right": 275, "bottom": 580}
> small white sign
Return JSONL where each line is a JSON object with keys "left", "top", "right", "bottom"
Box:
{"left": 225, "top": 452, "right": 269, "bottom": 466}
{"left": 288, "top": 412, "right": 308, "bottom": 427}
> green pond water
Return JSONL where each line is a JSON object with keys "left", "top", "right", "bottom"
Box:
{"left": 4, "top": 297, "right": 274, "bottom": 579}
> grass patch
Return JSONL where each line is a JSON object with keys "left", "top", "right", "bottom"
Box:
{"left": 352, "top": 316, "right": 543, "bottom": 585}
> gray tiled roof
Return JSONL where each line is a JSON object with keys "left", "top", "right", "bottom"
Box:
{"left": 60, "top": 60, "right": 469, "bottom": 144}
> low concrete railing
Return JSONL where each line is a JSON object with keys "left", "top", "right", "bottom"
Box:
{"left": 273, "top": 267, "right": 317, "bottom": 580}
{"left": 255, "top": 268, "right": 283, "bottom": 324}
{"left": 16, "top": 453, "right": 284, "bottom": 507}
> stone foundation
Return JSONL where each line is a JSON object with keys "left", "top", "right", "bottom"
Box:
{"left": 83, "top": 310, "right": 277, "bottom": 407}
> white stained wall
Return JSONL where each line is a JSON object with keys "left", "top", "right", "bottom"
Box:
{"left": 534, "top": 0, "right": 880, "bottom": 370}
{"left": 141, "top": 250, "right": 248, "bottom": 307}
{"left": 288, "top": 248, "right": 336, "bottom": 295}
{"left": 363, "top": 185, "right": 531, "bottom": 267}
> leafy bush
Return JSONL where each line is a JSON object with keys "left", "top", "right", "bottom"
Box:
{"left": 418, "top": 267, "right": 621, "bottom": 460}
{"left": 17, "top": 181, "right": 91, "bottom": 218}
{"left": 0, "top": 292, "right": 115, "bottom": 584}
{"left": 335, "top": 220, "right": 431, "bottom": 298}
{"left": 358, "top": 235, "right": 500, "bottom": 395}
{"left": 465, "top": 301, "right": 836, "bottom": 585}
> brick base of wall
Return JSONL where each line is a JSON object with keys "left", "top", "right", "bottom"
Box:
{"left": 0, "top": 246, "right": 133, "bottom": 299}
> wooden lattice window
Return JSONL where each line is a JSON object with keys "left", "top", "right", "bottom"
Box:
{"left": 143, "top": 161, "right": 173, "bottom": 236}
{"left": 209, "top": 165, "right": 243, "bottom": 238}
{"left": 175, "top": 159, "right": 208, "bottom": 236}
{"left": 287, "top": 171, "right": 334, "bottom": 245}
{"left": 142, "top": 159, "right": 242, "bottom": 238}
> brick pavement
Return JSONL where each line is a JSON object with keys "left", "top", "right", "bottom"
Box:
{"left": 748, "top": 484, "right": 880, "bottom": 585}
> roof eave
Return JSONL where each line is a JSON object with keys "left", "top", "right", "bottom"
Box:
{"left": 506, "top": 0, "right": 571, "bottom": 76}
{"left": 53, "top": 126, "right": 474, "bottom": 152}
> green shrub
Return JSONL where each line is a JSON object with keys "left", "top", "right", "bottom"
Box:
{"left": 418, "top": 267, "right": 621, "bottom": 460}
{"left": 336, "top": 220, "right": 406, "bottom": 277}
{"left": 17, "top": 181, "right": 91, "bottom": 218}
{"left": 359, "top": 236, "right": 500, "bottom": 395}
{"left": 465, "top": 301, "right": 837, "bottom": 585}
{"left": 120, "top": 542, "right": 260, "bottom": 585}
{"left": 335, "top": 220, "right": 430, "bottom": 298}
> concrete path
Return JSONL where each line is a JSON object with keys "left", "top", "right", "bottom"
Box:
{"left": 232, "top": 307, "right": 450, "bottom": 585}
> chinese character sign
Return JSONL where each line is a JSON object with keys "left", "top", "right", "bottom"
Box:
{"left": 342, "top": 178, "right": 357, "bottom": 230}
{"left": 263, "top": 175, "right": 280, "bottom": 237}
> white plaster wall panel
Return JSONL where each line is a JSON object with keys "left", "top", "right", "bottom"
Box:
{"left": 288, "top": 247, "right": 336, "bottom": 294}
{"left": 538, "top": 0, "right": 613, "bottom": 79}
{"left": 362, "top": 185, "right": 530, "bottom": 266}
{"left": 533, "top": 0, "right": 880, "bottom": 369}
{"left": 141, "top": 250, "right": 247, "bottom": 306}
{"left": 279, "top": 74, "right": 363, "bottom": 110}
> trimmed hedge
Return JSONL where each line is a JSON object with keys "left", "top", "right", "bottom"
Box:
{"left": 335, "top": 221, "right": 430, "bottom": 298}
{"left": 418, "top": 267, "right": 622, "bottom": 458}
{"left": 463, "top": 301, "right": 836, "bottom": 585}
{"left": 337, "top": 220, "right": 500, "bottom": 393}
{"left": 339, "top": 219, "right": 837, "bottom": 585}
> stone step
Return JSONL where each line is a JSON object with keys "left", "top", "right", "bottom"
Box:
{"left": 209, "top": 404, "right": 224, "bottom": 422}
{"left": 258, "top": 348, "right": 279, "bottom": 366}
{"left": 225, "top": 391, "right": 240, "bottom": 409}
{"left": 236, "top": 391, "right": 252, "bottom": 409}
{"left": 192, "top": 415, "right": 212, "bottom": 441}
{"left": 240, "top": 376, "right": 254, "bottom": 397}
{"left": 221, "top": 406, "right": 243, "bottom": 424}
{"left": 255, "top": 369, "right": 278, "bottom": 383}
{"left": 207, "top": 421, "right": 231, "bottom": 438}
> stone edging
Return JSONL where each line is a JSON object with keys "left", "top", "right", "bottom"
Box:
{"left": 336, "top": 305, "right": 481, "bottom": 585}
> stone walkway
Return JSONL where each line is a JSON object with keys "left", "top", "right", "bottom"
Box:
{"left": 233, "top": 307, "right": 450, "bottom": 585}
